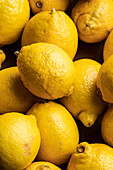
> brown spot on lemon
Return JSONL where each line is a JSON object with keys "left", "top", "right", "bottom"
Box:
{"left": 36, "top": 165, "right": 50, "bottom": 170}
{"left": 24, "top": 143, "right": 31, "bottom": 155}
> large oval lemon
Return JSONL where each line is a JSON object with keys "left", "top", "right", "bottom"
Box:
{"left": 17, "top": 43, "right": 76, "bottom": 100}
{"left": 21, "top": 9, "right": 78, "bottom": 60}
{"left": 60, "top": 59, "right": 107, "bottom": 127}
{"left": 27, "top": 101, "right": 79, "bottom": 165}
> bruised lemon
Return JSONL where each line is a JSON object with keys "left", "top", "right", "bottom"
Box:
{"left": 17, "top": 43, "right": 76, "bottom": 100}
{"left": 0, "top": 112, "right": 40, "bottom": 170}
{"left": 21, "top": 9, "right": 78, "bottom": 60}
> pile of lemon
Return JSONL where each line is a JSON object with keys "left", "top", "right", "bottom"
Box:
{"left": 1, "top": 0, "right": 113, "bottom": 169}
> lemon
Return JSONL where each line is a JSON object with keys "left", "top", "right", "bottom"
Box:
{"left": 29, "top": 0, "right": 71, "bottom": 14}
{"left": 26, "top": 161, "right": 61, "bottom": 170}
{"left": 21, "top": 9, "right": 78, "bottom": 60}
{"left": 0, "top": 67, "right": 35, "bottom": 114}
{"left": 103, "top": 30, "right": 113, "bottom": 61}
{"left": 0, "top": 112, "right": 40, "bottom": 170}
{"left": 0, "top": 50, "right": 6, "bottom": 69}
{"left": 71, "top": 0, "right": 113, "bottom": 43}
{"left": 0, "top": 0, "right": 30, "bottom": 46}
{"left": 67, "top": 142, "right": 113, "bottom": 170}
{"left": 27, "top": 101, "right": 79, "bottom": 165}
{"left": 17, "top": 43, "right": 76, "bottom": 100}
{"left": 97, "top": 54, "right": 113, "bottom": 103}
{"left": 101, "top": 105, "right": 113, "bottom": 147}
{"left": 60, "top": 59, "right": 107, "bottom": 127}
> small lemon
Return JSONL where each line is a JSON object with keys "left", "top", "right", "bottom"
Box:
{"left": 101, "top": 105, "right": 113, "bottom": 147}
{"left": 0, "top": 112, "right": 40, "bottom": 170}
{"left": 26, "top": 161, "right": 61, "bottom": 170}
{"left": 29, "top": 0, "right": 71, "bottom": 14}
{"left": 0, "top": 67, "right": 35, "bottom": 114}
{"left": 67, "top": 142, "right": 113, "bottom": 170}
{"left": 71, "top": 0, "right": 113, "bottom": 43}
{"left": 0, "top": 0, "right": 30, "bottom": 46}
{"left": 0, "top": 50, "right": 6, "bottom": 69}
{"left": 97, "top": 54, "right": 113, "bottom": 103}
{"left": 103, "top": 30, "right": 113, "bottom": 61}
{"left": 17, "top": 43, "right": 76, "bottom": 100}
{"left": 21, "top": 9, "right": 78, "bottom": 60}
{"left": 60, "top": 59, "right": 107, "bottom": 127}
{"left": 27, "top": 101, "right": 79, "bottom": 165}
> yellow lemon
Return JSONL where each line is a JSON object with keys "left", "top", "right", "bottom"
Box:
{"left": 0, "top": 50, "right": 6, "bottom": 69}
{"left": 0, "top": 67, "right": 35, "bottom": 114}
{"left": 0, "top": 0, "right": 30, "bottom": 46}
{"left": 26, "top": 161, "right": 61, "bottom": 170}
{"left": 101, "top": 105, "right": 113, "bottom": 147}
{"left": 21, "top": 9, "right": 78, "bottom": 60}
{"left": 67, "top": 142, "right": 113, "bottom": 170}
{"left": 71, "top": 0, "right": 113, "bottom": 43}
{"left": 27, "top": 101, "right": 79, "bottom": 165}
{"left": 60, "top": 59, "right": 107, "bottom": 127}
{"left": 0, "top": 112, "right": 40, "bottom": 170}
{"left": 29, "top": 0, "right": 71, "bottom": 14}
{"left": 17, "top": 43, "right": 76, "bottom": 100}
{"left": 97, "top": 54, "right": 113, "bottom": 103}
{"left": 103, "top": 30, "right": 113, "bottom": 61}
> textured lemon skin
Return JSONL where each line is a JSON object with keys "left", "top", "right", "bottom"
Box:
{"left": 103, "top": 30, "right": 113, "bottom": 61}
{"left": 0, "top": 113, "right": 41, "bottom": 170}
{"left": 97, "top": 54, "right": 113, "bottom": 103}
{"left": 29, "top": 0, "right": 71, "bottom": 14}
{"left": 21, "top": 10, "right": 78, "bottom": 60}
{"left": 17, "top": 43, "right": 76, "bottom": 100}
{"left": 60, "top": 59, "right": 107, "bottom": 127}
{"left": 26, "top": 161, "right": 61, "bottom": 170}
{"left": 0, "top": 50, "right": 6, "bottom": 69}
{"left": 71, "top": 0, "right": 113, "bottom": 43}
{"left": 0, "top": 0, "right": 30, "bottom": 46}
{"left": 27, "top": 101, "right": 79, "bottom": 165}
{"left": 101, "top": 105, "right": 113, "bottom": 147}
{"left": 0, "top": 67, "right": 35, "bottom": 114}
{"left": 67, "top": 142, "right": 113, "bottom": 170}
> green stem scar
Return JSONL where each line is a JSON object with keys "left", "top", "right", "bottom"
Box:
{"left": 50, "top": 8, "right": 56, "bottom": 14}
{"left": 14, "top": 51, "right": 19, "bottom": 56}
